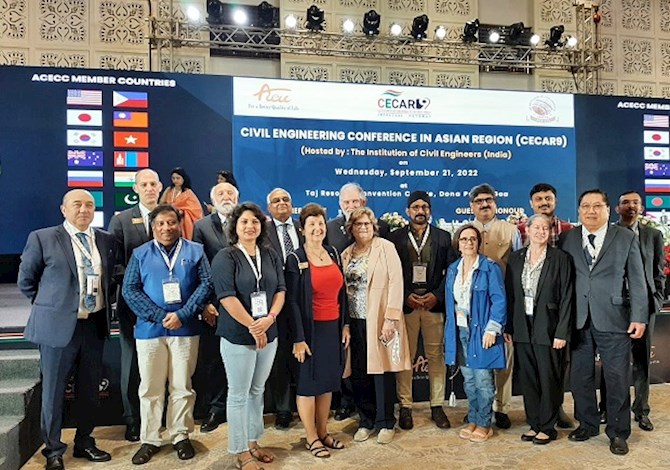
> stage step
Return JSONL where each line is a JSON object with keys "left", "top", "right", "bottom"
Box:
{"left": 0, "top": 350, "right": 40, "bottom": 381}
{"left": 0, "top": 416, "right": 22, "bottom": 470}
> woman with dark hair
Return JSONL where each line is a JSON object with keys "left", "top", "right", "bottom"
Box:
{"left": 159, "top": 167, "right": 203, "bottom": 240}
{"left": 445, "top": 223, "right": 506, "bottom": 443}
{"left": 285, "top": 203, "right": 350, "bottom": 458}
{"left": 210, "top": 202, "right": 286, "bottom": 470}
{"left": 217, "top": 170, "right": 238, "bottom": 188}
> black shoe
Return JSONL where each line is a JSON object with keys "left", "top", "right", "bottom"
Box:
{"left": 334, "top": 406, "right": 354, "bottom": 421}
{"left": 636, "top": 415, "right": 654, "bottom": 431}
{"left": 431, "top": 406, "right": 451, "bottom": 429}
{"left": 462, "top": 414, "right": 469, "bottom": 424}
{"left": 46, "top": 456, "right": 65, "bottom": 470}
{"left": 568, "top": 427, "right": 599, "bottom": 442}
{"left": 599, "top": 410, "right": 607, "bottom": 424}
{"left": 494, "top": 412, "right": 511, "bottom": 429}
{"left": 533, "top": 433, "right": 557, "bottom": 445}
{"left": 399, "top": 407, "right": 413, "bottom": 430}
{"left": 73, "top": 445, "right": 112, "bottom": 462}
{"left": 173, "top": 439, "right": 195, "bottom": 460}
{"left": 132, "top": 444, "right": 160, "bottom": 465}
{"left": 125, "top": 422, "right": 140, "bottom": 442}
{"left": 275, "top": 413, "right": 292, "bottom": 429}
{"left": 609, "top": 437, "right": 629, "bottom": 455}
{"left": 200, "top": 413, "right": 225, "bottom": 433}
{"left": 556, "top": 406, "right": 574, "bottom": 429}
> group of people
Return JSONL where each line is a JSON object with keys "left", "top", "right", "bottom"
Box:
{"left": 17, "top": 172, "right": 663, "bottom": 470}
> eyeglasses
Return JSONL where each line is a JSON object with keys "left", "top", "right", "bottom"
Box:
{"left": 472, "top": 197, "right": 494, "bottom": 206}
{"left": 270, "top": 196, "right": 290, "bottom": 204}
{"left": 353, "top": 221, "right": 372, "bottom": 228}
{"left": 579, "top": 203, "right": 607, "bottom": 211}
{"left": 458, "top": 237, "right": 478, "bottom": 244}
{"left": 409, "top": 204, "right": 430, "bottom": 211}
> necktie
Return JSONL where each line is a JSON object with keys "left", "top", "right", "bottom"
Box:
{"left": 588, "top": 234, "right": 596, "bottom": 248}
{"left": 282, "top": 223, "right": 294, "bottom": 259}
{"left": 75, "top": 232, "right": 97, "bottom": 311}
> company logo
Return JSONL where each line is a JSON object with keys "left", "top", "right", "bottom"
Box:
{"left": 248, "top": 83, "right": 299, "bottom": 112}
{"left": 377, "top": 90, "right": 431, "bottom": 118}
{"left": 528, "top": 96, "right": 558, "bottom": 123}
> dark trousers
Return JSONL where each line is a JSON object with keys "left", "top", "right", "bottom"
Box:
{"left": 600, "top": 312, "right": 655, "bottom": 417}
{"left": 349, "top": 319, "right": 396, "bottom": 430}
{"left": 516, "top": 342, "right": 565, "bottom": 437}
{"left": 267, "top": 329, "right": 296, "bottom": 416}
{"left": 38, "top": 316, "right": 105, "bottom": 458}
{"left": 117, "top": 299, "right": 140, "bottom": 425}
{"left": 193, "top": 325, "right": 227, "bottom": 418}
{"left": 571, "top": 321, "right": 631, "bottom": 440}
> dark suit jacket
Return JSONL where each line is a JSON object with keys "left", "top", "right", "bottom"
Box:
{"left": 636, "top": 223, "right": 665, "bottom": 315}
{"left": 388, "top": 224, "right": 456, "bottom": 313}
{"left": 505, "top": 246, "right": 574, "bottom": 345}
{"left": 264, "top": 218, "right": 303, "bottom": 259}
{"left": 18, "top": 225, "right": 115, "bottom": 348}
{"left": 558, "top": 225, "right": 648, "bottom": 332}
{"left": 193, "top": 213, "right": 230, "bottom": 263}
{"left": 325, "top": 215, "right": 390, "bottom": 253}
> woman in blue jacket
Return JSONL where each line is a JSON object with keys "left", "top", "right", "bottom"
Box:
{"left": 445, "top": 224, "right": 506, "bottom": 443}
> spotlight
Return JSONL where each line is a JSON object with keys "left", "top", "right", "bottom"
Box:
{"left": 566, "top": 35, "right": 578, "bottom": 48}
{"left": 186, "top": 6, "right": 201, "bottom": 22}
{"left": 462, "top": 18, "right": 479, "bottom": 43}
{"left": 410, "top": 14, "right": 429, "bottom": 40}
{"left": 206, "top": 0, "right": 224, "bottom": 24}
{"left": 232, "top": 8, "right": 248, "bottom": 25}
{"left": 285, "top": 14, "right": 297, "bottom": 29}
{"left": 507, "top": 22, "right": 524, "bottom": 45}
{"left": 363, "top": 9, "right": 380, "bottom": 36}
{"left": 342, "top": 18, "right": 355, "bottom": 34}
{"left": 257, "top": 1, "right": 279, "bottom": 28}
{"left": 529, "top": 33, "right": 541, "bottom": 46}
{"left": 545, "top": 24, "right": 565, "bottom": 49}
{"left": 488, "top": 30, "right": 500, "bottom": 43}
{"left": 306, "top": 4, "right": 325, "bottom": 32}
{"left": 390, "top": 23, "right": 402, "bottom": 37}
{"left": 435, "top": 25, "right": 447, "bottom": 40}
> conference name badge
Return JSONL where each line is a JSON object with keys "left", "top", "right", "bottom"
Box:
{"left": 412, "top": 262, "right": 427, "bottom": 284}
{"left": 524, "top": 296, "right": 534, "bottom": 316}
{"left": 86, "top": 274, "right": 100, "bottom": 296}
{"left": 250, "top": 291, "right": 268, "bottom": 318}
{"left": 131, "top": 217, "right": 144, "bottom": 224}
{"left": 456, "top": 307, "right": 469, "bottom": 328}
{"left": 162, "top": 277, "right": 182, "bottom": 304}
{"left": 298, "top": 262, "right": 309, "bottom": 270}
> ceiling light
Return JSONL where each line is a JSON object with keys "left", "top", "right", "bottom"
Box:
{"left": 363, "top": 10, "right": 380, "bottom": 36}
{"left": 435, "top": 25, "right": 447, "bottom": 40}
{"left": 410, "top": 14, "right": 429, "bottom": 40}
{"left": 257, "top": 1, "right": 279, "bottom": 28}
{"left": 566, "top": 35, "right": 578, "bottom": 48}
{"left": 285, "top": 14, "right": 298, "bottom": 29}
{"left": 342, "top": 18, "right": 355, "bottom": 34}
{"left": 206, "top": 0, "right": 224, "bottom": 24}
{"left": 232, "top": 8, "right": 248, "bottom": 25}
{"left": 390, "top": 23, "right": 403, "bottom": 37}
{"left": 488, "top": 30, "right": 500, "bottom": 43}
{"left": 507, "top": 22, "right": 524, "bottom": 45}
{"left": 545, "top": 24, "right": 565, "bottom": 49}
{"left": 530, "top": 33, "right": 541, "bottom": 46}
{"left": 462, "top": 18, "right": 479, "bottom": 43}
{"left": 306, "top": 5, "right": 325, "bottom": 32}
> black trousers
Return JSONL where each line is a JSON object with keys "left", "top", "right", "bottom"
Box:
{"left": 39, "top": 315, "right": 105, "bottom": 458}
{"left": 116, "top": 298, "right": 141, "bottom": 425}
{"left": 571, "top": 320, "right": 631, "bottom": 440}
{"left": 192, "top": 324, "right": 227, "bottom": 418}
{"left": 516, "top": 342, "right": 565, "bottom": 437}
{"left": 349, "top": 319, "right": 396, "bottom": 430}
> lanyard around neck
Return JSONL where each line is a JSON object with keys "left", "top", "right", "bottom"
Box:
{"left": 408, "top": 225, "right": 430, "bottom": 257}
{"left": 156, "top": 239, "right": 182, "bottom": 276}
{"left": 238, "top": 243, "right": 262, "bottom": 290}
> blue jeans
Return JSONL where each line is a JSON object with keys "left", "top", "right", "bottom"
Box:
{"left": 459, "top": 327, "right": 495, "bottom": 428}
{"left": 221, "top": 338, "right": 278, "bottom": 454}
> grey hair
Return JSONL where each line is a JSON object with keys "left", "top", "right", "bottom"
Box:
{"left": 526, "top": 213, "right": 551, "bottom": 228}
{"left": 339, "top": 182, "right": 366, "bottom": 203}
{"left": 266, "top": 187, "right": 292, "bottom": 204}
{"left": 211, "top": 182, "right": 239, "bottom": 203}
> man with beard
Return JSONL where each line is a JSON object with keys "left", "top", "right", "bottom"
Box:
{"left": 598, "top": 191, "right": 665, "bottom": 432}
{"left": 192, "top": 182, "right": 239, "bottom": 432}
{"left": 390, "top": 191, "right": 457, "bottom": 430}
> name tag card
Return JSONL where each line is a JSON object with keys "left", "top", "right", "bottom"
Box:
{"left": 456, "top": 307, "right": 469, "bottom": 328}
{"left": 162, "top": 277, "right": 182, "bottom": 304}
{"left": 250, "top": 291, "right": 268, "bottom": 318}
{"left": 412, "top": 263, "right": 427, "bottom": 284}
{"left": 524, "top": 296, "right": 534, "bottom": 316}
{"left": 86, "top": 274, "right": 100, "bottom": 296}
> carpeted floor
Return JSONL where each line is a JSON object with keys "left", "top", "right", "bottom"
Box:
{"left": 23, "top": 385, "right": 670, "bottom": 469}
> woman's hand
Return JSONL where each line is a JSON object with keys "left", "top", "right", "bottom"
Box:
{"left": 249, "top": 315, "right": 274, "bottom": 336}
{"left": 202, "top": 303, "right": 218, "bottom": 327}
{"left": 292, "top": 341, "right": 312, "bottom": 363}
{"left": 342, "top": 325, "right": 351, "bottom": 349}
{"left": 503, "top": 333, "right": 513, "bottom": 344}
{"left": 381, "top": 319, "right": 397, "bottom": 343}
{"left": 482, "top": 332, "right": 496, "bottom": 349}
{"left": 254, "top": 332, "right": 268, "bottom": 350}
{"left": 553, "top": 338, "right": 567, "bottom": 349}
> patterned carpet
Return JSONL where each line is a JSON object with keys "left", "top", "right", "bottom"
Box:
{"left": 23, "top": 385, "right": 670, "bottom": 469}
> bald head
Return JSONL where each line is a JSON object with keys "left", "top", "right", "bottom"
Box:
{"left": 133, "top": 169, "right": 162, "bottom": 209}
{"left": 61, "top": 189, "right": 95, "bottom": 231}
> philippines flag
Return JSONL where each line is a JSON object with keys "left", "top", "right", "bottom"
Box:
{"left": 643, "top": 130, "right": 669, "bottom": 144}
{"left": 643, "top": 114, "right": 670, "bottom": 128}
{"left": 67, "top": 89, "right": 102, "bottom": 106}
{"left": 644, "top": 147, "right": 670, "bottom": 160}
{"left": 67, "top": 170, "right": 104, "bottom": 187}
{"left": 114, "top": 171, "right": 137, "bottom": 188}
{"left": 67, "top": 130, "right": 103, "bottom": 147}
{"left": 646, "top": 195, "right": 670, "bottom": 209}
{"left": 113, "top": 131, "right": 148, "bottom": 148}
{"left": 113, "top": 111, "right": 148, "bottom": 128}
{"left": 67, "top": 150, "right": 103, "bottom": 167}
{"left": 113, "top": 91, "right": 148, "bottom": 108}
{"left": 114, "top": 151, "right": 149, "bottom": 168}
{"left": 645, "top": 179, "right": 670, "bottom": 193}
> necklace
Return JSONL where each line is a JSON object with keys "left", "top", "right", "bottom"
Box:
{"left": 352, "top": 243, "right": 371, "bottom": 258}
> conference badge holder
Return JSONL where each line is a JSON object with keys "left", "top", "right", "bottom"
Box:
{"left": 86, "top": 274, "right": 100, "bottom": 297}
{"left": 250, "top": 291, "right": 268, "bottom": 319}
{"left": 412, "top": 262, "right": 427, "bottom": 284}
{"left": 163, "top": 277, "right": 182, "bottom": 304}
{"left": 456, "top": 307, "right": 469, "bottom": 328}
{"left": 524, "top": 295, "right": 534, "bottom": 316}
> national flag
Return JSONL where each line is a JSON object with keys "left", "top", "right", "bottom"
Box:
{"left": 643, "top": 114, "right": 669, "bottom": 128}
{"left": 66, "top": 109, "right": 102, "bottom": 127}
{"left": 644, "top": 147, "right": 670, "bottom": 160}
{"left": 114, "top": 171, "right": 137, "bottom": 188}
{"left": 115, "top": 190, "right": 140, "bottom": 208}
{"left": 114, "top": 151, "right": 149, "bottom": 168}
{"left": 67, "top": 150, "right": 103, "bottom": 167}
{"left": 645, "top": 162, "right": 670, "bottom": 177}
{"left": 67, "top": 130, "right": 103, "bottom": 147}
{"left": 644, "top": 178, "right": 670, "bottom": 193}
{"left": 643, "top": 130, "right": 669, "bottom": 144}
{"left": 646, "top": 195, "right": 670, "bottom": 209}
{"left": 67, "top": 170, "right": 103, "bottom": 187}
{"left": 92, "top": 211, "right": 105, "bottom": 228}
{"left": 113, "top": 131, "right": 148, "bottom": 148}
{"left": 90, "top": 191, "right": 103, "bottom": 207}
{"left": 67, "top": 89, "right": 103, "bottom": 106}
{"left": 113, "top": 111, "right": 148, "bottom": 128}
{"left": 113, "top": 91, "right": 148, "bottom": 108}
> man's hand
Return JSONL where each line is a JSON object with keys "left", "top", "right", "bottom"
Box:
{"left": 202, "top": 303, "right": 218, "bottom": 327}
{"left": 482, "top": 332, "right": 496, "bottom": 349}
{"left": 417, "top": 292, "right": 438, "bottom": 311}
{"left": 162, "top": 312, "right": 182, "bottom": 330}
{"left": 407, "top": 293, "right": 423, "bottom": 310}
{"left": 627, "top": 322, "right": 646, "bottom": 339}
{"left": 503, "top": 333, "right": 513, "bottom": 344}
{"left": 553, "top": 338, "right": 567, "bottom": 349}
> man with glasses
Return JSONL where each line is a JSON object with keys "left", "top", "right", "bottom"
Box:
{"left": 469, "top": 183, "right": 522, "bottom": 429}
{"left": 390, "top": 191, "right": 457, "bottom": 430}
{"left": 559, "top": 189, "right": 647, "bottom": 455}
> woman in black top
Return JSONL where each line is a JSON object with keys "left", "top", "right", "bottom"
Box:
{"left": 211, "top": 202, "right": 285, "bottom": 470}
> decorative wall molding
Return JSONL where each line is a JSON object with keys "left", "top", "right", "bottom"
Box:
{"left": 39, "top": 50, "right": 88, "bottom": 68}
{"left": 622, "top": 81, "right": 654, "bottom": 97}
{"left": 338, "top": 65, "right": 380, "bottom": 83}
{"left": 38, "top": 0, "right": 88, "bottom": 43}
{"left": 386, "top": 68, "right": 428, "bottom": 86}
{"left": 97, "top": 52, "right": 147, "bottom": 70}
{"left": 98, "top": 1, "right": 147, "bottom": 46}
{"left": 0, "top": 48, "right": 27, "bottom": 65}
{"left": 0, "top": 0, "right": 27, "bottom": 40}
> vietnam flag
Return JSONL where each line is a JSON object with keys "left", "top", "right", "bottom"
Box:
{"left": 113, "top": 91, "right": 148, "bottom": 108}
{"left": 113, "top": 111, "right": 148, "bottom": 128}
{"left": 114, "top": 151, "right": 149, "bottom": 168}
{"left": 114, "top": 131, "right": 149, "bottom": 148}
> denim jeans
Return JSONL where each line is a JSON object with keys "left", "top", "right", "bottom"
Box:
{"left": 459, "top": 327, "right": 495, "bottom": 428}
{"left": 221, "top": 338, "right": 278, "bottom": 454}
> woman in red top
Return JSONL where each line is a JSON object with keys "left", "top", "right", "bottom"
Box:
{"left": 285, "top": 204, "right": 350, "bottom": 459}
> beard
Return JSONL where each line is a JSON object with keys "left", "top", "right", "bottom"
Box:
{"left": 216, "top": 201, "right": 235, "bottom": 216}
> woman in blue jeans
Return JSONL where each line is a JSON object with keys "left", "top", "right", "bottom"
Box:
{"left": 445, "top": 224, "right": 506, "bottom": 443}
{"left": 211, "top": 202, "right": 286, "bottom": 470}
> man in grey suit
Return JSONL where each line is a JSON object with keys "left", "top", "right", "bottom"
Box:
{"left": 108, "top": 168, "right": 162, "bottom": 442}
{"left": 264, "top": 187, "right": 303, "bottom": 429}
{"left": 18, "top": 189, "right": 116, "bottom": 470}
{"left": 192, "top": 181, "right": 238, "bottom": 432}
{"left": 559, "top": 189, "right": 648, "bottom": 456}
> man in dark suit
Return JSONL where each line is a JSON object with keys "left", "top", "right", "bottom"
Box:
{"left": 598, "top": 191, "right": 665, "bottom": 431}
{"left": 390, "top": 191, "right": 457, "bottom": 430}
{"left": 108, "top": 168, "right": 162, "bottom": 442}
{"left": 18, "top": 189, "right": 116, "bottom": 470}
{"left": 192, "top": 181, "right": 238, "bottom": 432}
{"left": 264, "top": 187, "right": 303, "bottom": 429}
{"left": 558, "top": 189, "right": 648, "bottom": 456}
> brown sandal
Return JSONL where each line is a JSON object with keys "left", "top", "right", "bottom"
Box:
{"left": 249, "top": 445, "right": 274, "bottom": 464}
{"left": 470, "top": 426, "right": 493, "bottom": 442}
{"left": 236, "top": 456, "right": 262, "bottom": 470}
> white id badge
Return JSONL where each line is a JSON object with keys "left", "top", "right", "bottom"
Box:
{"left": 86, "top": 274, "right": 100, "bottom": 296}
{"left": 456, "top": 307, "right": 469, "bottom": 328}
{"left": 524, "top": 296, "right": 534, "bottom": 316}
{"left": 412, "top": 263, "right": 427, "bottom": 284}
{"left": 162, "top": 278, "right": 182, "bottom": 304}
{"left": 250, "top": 291, "right": 268, "bottom": 318}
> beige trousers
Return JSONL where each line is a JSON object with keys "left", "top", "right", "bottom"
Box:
{"left": 493, "top": 341, "right": 514, "bottom": 414}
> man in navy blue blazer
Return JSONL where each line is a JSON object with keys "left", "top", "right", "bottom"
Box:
{"left": 18, "top": 189, "right": 116, "bottom": 470}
